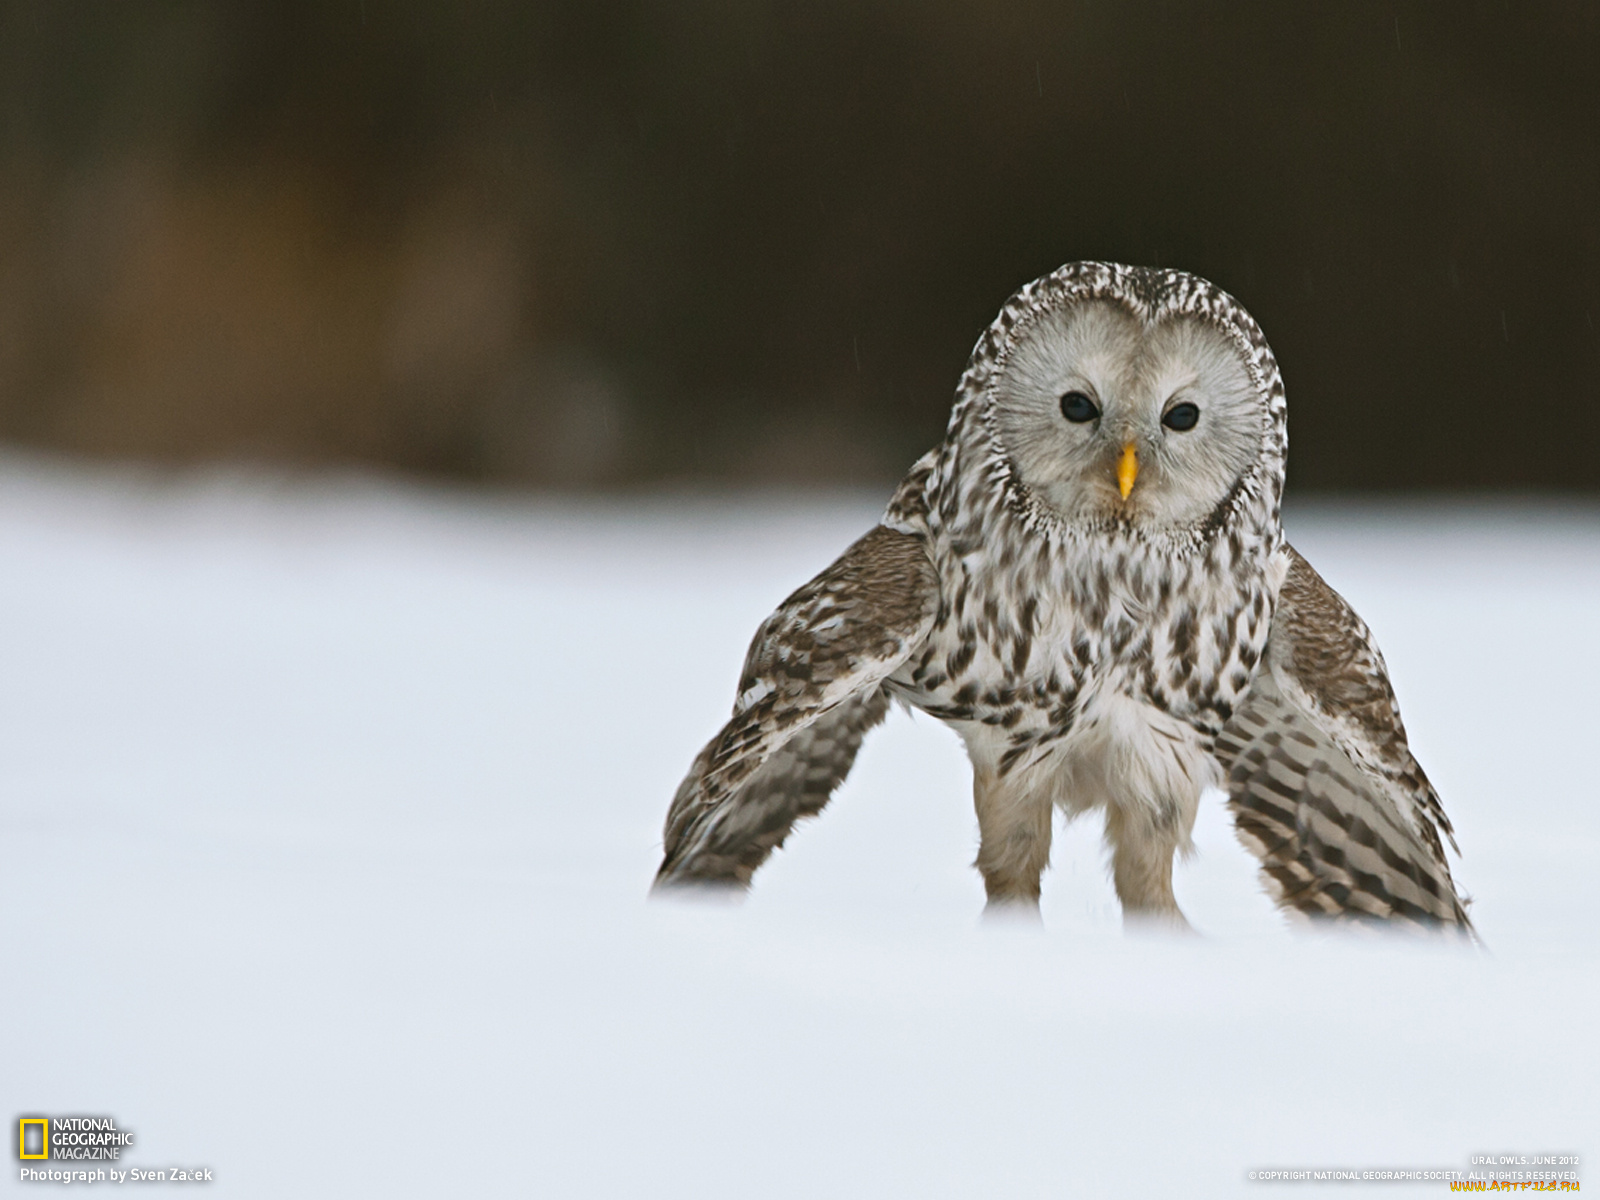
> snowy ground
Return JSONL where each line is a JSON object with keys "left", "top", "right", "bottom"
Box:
{"left": 1, "top": 453, "right": 1595, "bottom": 1197}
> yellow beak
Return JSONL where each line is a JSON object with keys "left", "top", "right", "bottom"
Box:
{"left": 1117, "top": 442, "right": 1139, "bottom": 500}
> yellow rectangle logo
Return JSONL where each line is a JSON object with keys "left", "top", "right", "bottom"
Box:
{"left": 18, "top": 1118, "right": 49, "bottom": 1160}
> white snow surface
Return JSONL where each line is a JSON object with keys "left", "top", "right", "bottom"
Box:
{"left": 1, "top": 454, "right": 1595, "bottom": 1196}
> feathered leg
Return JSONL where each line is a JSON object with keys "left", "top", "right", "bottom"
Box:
{"left": 972, "top": 769, "right": 1054, "bottom": 910}
{"left": 1102, "top": 801, "right": 1193, "bottom": 928}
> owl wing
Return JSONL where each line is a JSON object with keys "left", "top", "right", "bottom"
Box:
{"left": 1214, "top": 547, "right": 1471, "bottom": 929}
{"left": 655, "top": 525, "right": 940, "bottom": 889}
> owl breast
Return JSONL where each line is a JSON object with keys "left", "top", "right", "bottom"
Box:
{"left": 885, "top": 530, "right": 1281, "bottom": 820}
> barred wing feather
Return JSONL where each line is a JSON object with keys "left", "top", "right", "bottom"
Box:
{"left": 1216, "top": 549, "right": 1471, "bottom": 929}
{"left": 655, "top": 526, "right": 939, "bottom": 888}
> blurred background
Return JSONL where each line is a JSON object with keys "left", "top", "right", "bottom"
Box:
{"left": 0, "top": 0, "right": 1596, "bottom": 492}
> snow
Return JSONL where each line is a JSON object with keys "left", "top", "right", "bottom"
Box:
{"left": 1, "top": 455, "right": 1595, "bottom": 1196}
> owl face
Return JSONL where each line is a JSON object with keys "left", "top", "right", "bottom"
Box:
{"left": 989, "top": 299, "right": 1266, "bottom": 533}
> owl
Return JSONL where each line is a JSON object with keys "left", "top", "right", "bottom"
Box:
{"left": 655, "top": 262, "right": 1470, "bottom": 931}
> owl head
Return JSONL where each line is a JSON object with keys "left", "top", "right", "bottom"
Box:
{"left": 952, "top": 263, "right": 1286, "bottom": 541}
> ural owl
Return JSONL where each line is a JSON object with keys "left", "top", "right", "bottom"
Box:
{"left": 655, "top": 262, "right": 1469, "bottom": 930}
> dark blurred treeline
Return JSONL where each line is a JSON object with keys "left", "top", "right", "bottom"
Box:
{"left": 1, "top": 1, "right": 1597, "bottom": 489}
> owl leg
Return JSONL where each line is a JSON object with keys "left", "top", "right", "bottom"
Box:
{"left": 1102, "top": 802, "right": 1192, "bottom": 929}
{"left": 972, "top": 770, "right": 1053, "bottom": 911}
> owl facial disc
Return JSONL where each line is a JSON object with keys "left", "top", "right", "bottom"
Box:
{"left": 987, "top": 295, "right": 1269, "bottom": 534}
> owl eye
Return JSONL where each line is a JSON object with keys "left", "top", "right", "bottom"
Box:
{"left": 1162, "top": 402, "right": 1200, "bottom": 432}
{"left": 1060, "top": 392, "right": 1099, "bottom": 423}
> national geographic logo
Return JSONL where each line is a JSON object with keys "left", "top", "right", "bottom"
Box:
{"left": 17, "top": 1120, "right": 45, "bottom": 1160}
{"left": 16, "top": 1116, "right": 134, "bottom": 1161}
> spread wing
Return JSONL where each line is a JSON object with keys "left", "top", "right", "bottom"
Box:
{"left": 655, "top": 525, "right": 939, "bottom": 889}
{"left": 1215, "top": 547, "right": 1471, "bottom": 930}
